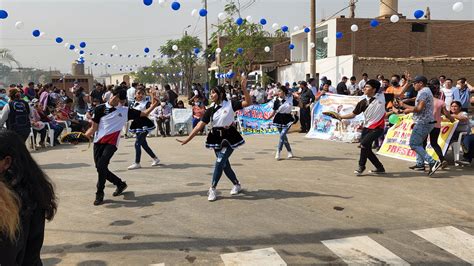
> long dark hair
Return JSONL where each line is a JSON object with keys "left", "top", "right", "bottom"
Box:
{"left": 211, "top": 86, "right": 226, "bottom": 103}
{"left": 0, "top": 130, "right": 57, "bottom": 221}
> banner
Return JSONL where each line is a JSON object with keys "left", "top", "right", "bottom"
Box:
{"left": 236, "top": 102, "right": 279, "bottom": 135}
{"left": 306, "top": 94, "right": 365, "bottom": 142}
{"left": 378, "top": 114, "right": 458, "bottom": 162}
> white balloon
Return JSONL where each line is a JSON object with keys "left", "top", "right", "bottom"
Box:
{"left": 272, "top": 23, "right": 279, "bottom": 30}
{"left": 64, "top": 43, "right": 70, "bottom": 48}
{"left": 264, "top": 46, "right": 271, "bottom": 52}
{"left": 158, "top": 0, "right": 166, "bottom": 7}
{"left": 453, "top": 2, "right": 464, "bottom": 12}
{"left": 218, "top": 12, "right": 226, "bottom": 20}
{"left": 112, "top": 45, "right": 118, "bottom": 51}
{"left": 191, "top": 9, "right": 198, "bottom": 17}
{"left": 172, "top": 45, "right": 179, "bottom": 51}
{"left": 15, "top": 21, "right": 24, "bottom": 30}
{"left": 216, "top": 48, "right": 222, "bottom": 54}
{"left": 350, "top": 24, "right": 358, "bottom": 32}
{"left": 39, "top": 32, "right": 46, "bottom": 37}
{"left": 293, "top": 26, "right": 300, "bottom": 31}
{"left": 74, "top": 48, "right": 80, "bottom": 53}
{"left": 246, "top": 15, "right": 253, "bottom": 23}
{"left": 309, "top": 42, "right": 315, "bottom": 48}
{"left": 323, "top": 37, "right": 329, "bottom": 43}
{"left": 390, "top": 14, "right": 400, "bottom": 23}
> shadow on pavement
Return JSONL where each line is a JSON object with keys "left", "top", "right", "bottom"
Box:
{"left": 41, "top": 163, "right": 91, "bottom": 169}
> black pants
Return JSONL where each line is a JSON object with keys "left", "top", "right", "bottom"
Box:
{"left": 423, "top": 127, "right": 444, "bottom": 162}
{"left": 359, "top": 128, "right": 384, "bottom": 169}
{"left": 300, "top": 105, "right": 311, "bottom": 132}
{"left": 157, "top": 118, "right": 170, "bottom": 136}
{"left": 33, "top": 128, "right": 47, "bottom": 144}
{"left": 93, "top": 143, "right": 123, "bottom": 195}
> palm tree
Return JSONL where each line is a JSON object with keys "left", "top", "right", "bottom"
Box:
{"left": 0, "top": 48, "right": 21, "bottom": 68}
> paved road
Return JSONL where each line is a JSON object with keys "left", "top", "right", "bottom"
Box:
{"left": 36, "top": 133, "right": 474, "bottom": 265}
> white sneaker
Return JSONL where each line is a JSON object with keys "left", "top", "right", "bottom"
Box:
{"left": 151, "top": 158, "right": 160, "bottom": 166}
{"left": 207, "top": 188, "right": 217, "bottom": 201}
{"left": 287, "top": 152, "right": 294, "bottom": 158}
{"left": 275, "top": 151, "right": 281, "bottom": 160}
{"left": 230, "top": 184, "right": 241, "bottom": 195}
{"left": 127, "top": 163, "right": 141, "bottom": 170}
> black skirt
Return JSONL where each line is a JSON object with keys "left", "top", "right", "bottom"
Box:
{"left": 273, "top": 113, "right": 294, "bottom": 129}
{"left": 206, "top": 126, "right": 245, "bottom": 149}
{"left": 129, "top": 117, "right": 156, "bottom": 133}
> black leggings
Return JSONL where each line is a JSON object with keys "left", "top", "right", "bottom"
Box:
{"left": 359, "top": 128, "right": 384, "bottom": 169}
{"left": 423, "top": 127, "right": 444, "bottom": 162}
{"left": 93, "top": 143, "right": 124, "bottom": 195}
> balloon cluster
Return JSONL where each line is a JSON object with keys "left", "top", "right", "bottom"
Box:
{"left": 215, "top": 70, "right": 235, "bottom": 79}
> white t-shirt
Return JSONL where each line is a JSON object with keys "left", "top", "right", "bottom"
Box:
{"left": 442, "top": 87, "right": 455, "bottom": 110}
{"left": 358, "top": 79, "right": 367, "bottom": 90}
{"left": 127, "top": 87, "right": 136, "bottom": 102}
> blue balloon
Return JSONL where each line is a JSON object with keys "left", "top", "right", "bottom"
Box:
{"left": 260, "top": 18, "right": 267, "bottom": 25}
{"left": 55, "top": 37, "right": 63, "bottom": 43}
{"left": 370, "top": 19, "right": 379, "bottom": 27}
{"left": 336, "top": 32, "right": 343, "bottom": 39}
{"left": 171, "top": 2, "right": 180, "bottom": 11}
{"left": 144, "top": 47, "right": 150, "bottom": 53}
{"left": 79, "top": 50, "right": 85, "bottom": 55}
{"left": 0, "top": 10, "right": 8, "bottom": 19}
{"left": 79, "top": 42, "right": 86, "bottom": 48}
{"left": 236, "top": 17, "right": 243, "bottom": 26}
{"left": 194, "top": 48, "right": 200, "bottom": 54}
{"left": 281, "top": 26, "right": 289, "bottom": 32}
{"left": 289, "top": 44, "right": 295, "bottom": 49}
{"left": 32, "top": 30, "right": 41, "bottom": 37}
{"left": 69, "top": 44, "right": 75, "bottom": 50}
{"left": 236, "top": 48, "right": 244, "bottom": 54}
{"left": 199, "top": 8, "right": 207, "bottom": 17}
{"left": 414, "top": 9, "right": 424, "bottom": 19}
{"left": 143, "top": 0, "right": 153, "bottom": 6}
{"left": 304, "top": 27, "right": 310, "bottom": 33}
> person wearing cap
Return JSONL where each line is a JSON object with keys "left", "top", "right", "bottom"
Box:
{"left": 84, "top": 86, "right": 159, "bottom": 206}
{"left": 337, "top": 76, "right": 350, "bottom": 95}
{"left": 395, "top": 76, "right": 441, "bottom": 176}
{"left": 296, "top": 81, "right": 315, "bottom": 133}
{"left": 338, "top": 80, "right": 386, "bottom": 175}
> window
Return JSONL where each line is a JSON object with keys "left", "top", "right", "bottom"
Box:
{"left": 316, "top": 25, "right": 328, "bottom": 60}
{"left": 412, "top": 23, "right": 426, "bottom": 32}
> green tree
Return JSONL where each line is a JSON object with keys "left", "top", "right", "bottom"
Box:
{"left": 0, "top": 49, "right": 21, "bottom": 68}
{"left": 160, "top": 35, "right": 202, "bottom": 96}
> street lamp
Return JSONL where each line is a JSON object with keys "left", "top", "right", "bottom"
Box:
{"left": 183, "top": 25, "right": 191, "bottom": 36}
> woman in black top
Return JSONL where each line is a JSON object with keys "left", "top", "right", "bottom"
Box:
{"left": 177, "top": 77, "right": 251, "bottom": 202}
{"left": 0, "top": 130, "right": 57, "bottom": 265}
{"left": 269, "top": 86, "right": 297, "bottom": 160}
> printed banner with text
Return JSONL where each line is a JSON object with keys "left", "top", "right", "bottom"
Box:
{"left": 378, "top": 114, "right": 458, "bottom": 162}
{"left": 306, "top": 94, "right": 365, "bottom": 142}
{"left": 236, "top": 102, "right": 279, "bottom": 135}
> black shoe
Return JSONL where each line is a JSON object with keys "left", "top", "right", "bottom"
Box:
{"left": 369, "top": 168, "right": 386, "bottom": 174}
{"left": 354, "top": 166, "right": 366, "bottom": 176}
{"left": 409, "top": 165, "right": 425, "bottom": 171}
{"left": 113, "top": 182, "right": 128, "bottom": 197}
{"left": 162, "top": 134, "right": 166, "bottom": 138}
{"left": 94, "top": 193, "right": 104, "bottom": 206}
{"left": 455, "top": 160, "right": 471, "bottom": 166}
{"left": 428, "top": 161, "right": 441, "bottom": 177}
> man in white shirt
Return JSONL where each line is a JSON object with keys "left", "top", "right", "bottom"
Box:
{"left": 358, "top": 73, "right": 368, "bottom": 90}
{"left": 348, "top": 76, "right": 360, "bottom": 95}
{"left": 127, "top": 82, "right": 137, "bottom": 104}
{"left": 308, "top": 78, "right": 318, "bottom": 96}
{"left": 442, "top": 78, "right": 455, "bottom": 110}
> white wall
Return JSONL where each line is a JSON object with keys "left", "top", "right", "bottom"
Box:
{"left": 327, "top": 19, "right": 338, "bottom": 58}
{"left": 316, "top": 55, "right": 354, "bottom": 82}
{"left": 277, "top": 62, "right": 310, "bottom": 83}
{"left": 277, "top": 55, "right": 354, "bottom": 83}
{"left": 290, "top": 31, "right": 308, "bottom": 62}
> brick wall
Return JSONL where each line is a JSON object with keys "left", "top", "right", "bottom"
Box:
{"left": 335, "top": 18, "right": 474, "bottom": 58}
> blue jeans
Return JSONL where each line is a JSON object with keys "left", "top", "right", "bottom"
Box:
{"left": 212, "top": 147, "right": 239, "bottom": 188}
{"left": 278, "top": 127, "right": 292, "bottom": 152}
{"left": 135, "top": 132, "right": 156, "bottom": 163}
{"left": 409, "top": 123, "right": 436, "bottom": 166}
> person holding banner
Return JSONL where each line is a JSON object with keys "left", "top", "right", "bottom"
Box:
{"left": 395, "top": 76, "right": 441, "bottom": 176}
{"left": 177, "top": 77, "right": 251, "bottom": 202}
{"left": 337, "top": 80, "right": 386, "bottom": 176}
{"left": 270, "top": 86, "right": 297, "bottom": 160}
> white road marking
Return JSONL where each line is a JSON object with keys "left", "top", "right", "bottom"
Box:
{"left": 220, "top": 247, "right": 287, "bottom": 266}
{"left": 322, "top": 236, "right": 410, "bottom": 265}
{"left": 412, "top": 226, "right": 474, "bottom": 264}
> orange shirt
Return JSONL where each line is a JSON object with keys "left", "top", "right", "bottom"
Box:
{"left": 385, "top": 86, "right": 403, "bottom": 108}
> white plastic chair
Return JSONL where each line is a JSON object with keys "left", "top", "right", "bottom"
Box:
{"left": 29, "top": 127, "right": 36, "bottom": 151}
{"left": 171, "top": 109, "right": 193, "bottom": 136}
{"left": 451, "top": 132, "right": 467, "bottom": 165}
{"left": 45, "top": 123, "right": 55, "bottom": 147}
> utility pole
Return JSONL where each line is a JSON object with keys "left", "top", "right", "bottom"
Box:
{"left": 310, "top": 0, "right": 316, "bottom": 79}
{"left": 204, "top": 0, "right": 210, "bottom": 93}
